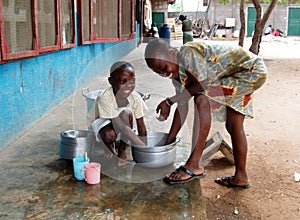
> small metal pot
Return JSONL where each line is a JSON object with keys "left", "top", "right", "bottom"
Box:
{"left": 59, "top": 130, "right": 95, "bottom": 160}
{"left": 131, "top": 132, "right": 179, "bottom": 168}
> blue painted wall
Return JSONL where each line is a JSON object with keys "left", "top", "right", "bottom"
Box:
{"left": 0, "top": 24, "right": 140, "bottom": 151}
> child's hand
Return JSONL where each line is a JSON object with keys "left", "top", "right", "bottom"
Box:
{"left": 156, "top": 114, "right": 165, "bottom": 121}
{"left": 156, "top": 100, "right": 171, "bottom": 121}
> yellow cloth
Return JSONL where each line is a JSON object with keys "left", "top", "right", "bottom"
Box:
{"left": 93, "top": 86, "right": 148, "bottom": 120}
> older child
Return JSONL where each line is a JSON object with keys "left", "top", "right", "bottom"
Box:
{"left": 91, "top": 61, "right": 147, "bottom": 165}
{"left": 144, "top": 39, "right": 267, "bottom": 187}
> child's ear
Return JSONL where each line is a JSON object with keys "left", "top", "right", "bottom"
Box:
{"left": 108, "top": 77, "right": 113, "bottom": 85}
{"left": 168, "top": 48, "right": 177, "bottom": 58}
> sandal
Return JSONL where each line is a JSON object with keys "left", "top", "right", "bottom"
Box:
{"left": 163, "top": 166, "right": 206, "bottom": 185}
{"left": 214, "top": 176, "right": 251, "bottom": 189}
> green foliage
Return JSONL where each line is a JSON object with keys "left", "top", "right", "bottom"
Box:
{"left": 219, "top": 0, "right": 231, "bottom": 4}
{"left": 262, "top": 0, "right": 271, "bottom": 3}
{"left": 168, "top": 2, "right": 183, "bottom": 12}
{"left": 215, "top": 0, "right": 300, "bottom": 5}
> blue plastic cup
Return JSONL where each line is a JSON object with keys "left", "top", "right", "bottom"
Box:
{"left": 73, "top": 156, "right": 90, "bottom": 181}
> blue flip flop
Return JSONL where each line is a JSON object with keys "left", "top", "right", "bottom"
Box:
{"left": 163, "top": 166, "right": 206, "bottom": 185}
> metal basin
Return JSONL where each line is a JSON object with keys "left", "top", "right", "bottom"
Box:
{"left": 59, "top": 130, "right": 96, "bottom": 160}
{"left": 131, "top": 132, "right": 179, "bottom": 168}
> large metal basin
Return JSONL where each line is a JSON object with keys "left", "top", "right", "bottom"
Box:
{"left": 131, "top": 132, "right": 179, "bottom": 168}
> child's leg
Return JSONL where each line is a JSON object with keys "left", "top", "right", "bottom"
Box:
{"left": 167, "top": 94, "right": 210, "bottom": 180}
{"left": 187, "top": 94, "right": 211, "bottom": 168}
{"left": 119, "top": 109, "right": 134, "bottom": 128}
{"left": 116, "top": 109, "right": 133, "bottom": 160}
{"left": 99, "top": 125, "right": 117, "bottom": 155}
{"left": 224, "top": 107, "right": 250, "bottom": 185}
{"left": 113, "top": 109, "right": 134, "bottom": 139}
{"left": 118, "top": 140, "right": 127, "bottom": 165}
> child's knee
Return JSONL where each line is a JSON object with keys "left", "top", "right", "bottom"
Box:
{"left": 100, "top": 126, "right": 117, "bottom": 144}
{"left": 225, "top": 120, "right": 244, "bottom": 136}
{"left": 225, "top": 122, "right": 234, "bottom": 135}
{"left": 119, "top": 109, "right": 133, "bottom": 126}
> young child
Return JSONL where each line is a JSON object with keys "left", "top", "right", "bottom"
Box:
{"left": 179, "top": 15, "right": 193, "bottom": 44}
{"left": 144, "top": 39, "right": 267, "bottom": 187}
{"left": 91, "top": 61, "right": 147, "bottom": 165}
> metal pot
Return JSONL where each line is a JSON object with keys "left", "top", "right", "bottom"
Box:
{"left": 131, "top": 132, "right": 179, "bottom": 168}
{"left": 59, "top": 130, "right": 96, "bottom": 160}
{"left": 81, "top": 88, "right": 103, "bottom": 113}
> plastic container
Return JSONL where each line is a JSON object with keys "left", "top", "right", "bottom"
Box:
{"left": 159, "top": 24, "right": 171, "bottom": 42}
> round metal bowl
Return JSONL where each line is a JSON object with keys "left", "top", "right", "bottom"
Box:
{"left": 59, "top": 130, "right": 95, "bottom": 160}
{"left": 131, "top": 132, "right": 179, "bottom": 168}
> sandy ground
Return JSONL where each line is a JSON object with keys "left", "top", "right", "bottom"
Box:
{"left": 198, "top": 36, "right": 300, "bottom": 219}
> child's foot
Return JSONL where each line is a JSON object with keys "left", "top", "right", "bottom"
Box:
{"left": 117, "top": 149, "right": 129, "bottom": 166}
{"left": 118, "top": 149, "right": 127, "bottom": 160}
{"left": 105, "top": 145, "right": 117, "bottom": 159}
{"left": 118, "top": 159, "right": 129, "bottom": 166}
{"left": 214, "top": 176, "right": 251, "bottom": 189}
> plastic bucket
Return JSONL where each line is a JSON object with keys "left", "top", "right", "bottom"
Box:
{"left": 159, "top": 25, "right": 171, "bottom": 40}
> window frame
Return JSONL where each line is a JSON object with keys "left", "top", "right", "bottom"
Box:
{"left": 0, "top": 0, "right": 75, "bottom": 62}
{"left": 60, "top": 0, "right": 76, "bottom": 49}
{"left": 37, "top": 0, "right": 60, "bottom": 54}
{"left": 78, "top": 0, "right": 135, "bottom": 45}
{"left": 0, "top": 0, "right": 39, "bottom": 61}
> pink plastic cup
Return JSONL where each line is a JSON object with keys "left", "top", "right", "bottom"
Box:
{"left": 81, "top": 162, "right": 101, "bottom": 184}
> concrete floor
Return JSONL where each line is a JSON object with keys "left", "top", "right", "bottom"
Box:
{"left": 0, "top": 42, "right": 207, "bottom": 220}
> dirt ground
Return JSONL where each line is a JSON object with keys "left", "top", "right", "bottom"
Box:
{"left": 199, "top": 36, "right": 300, "bottom": 219}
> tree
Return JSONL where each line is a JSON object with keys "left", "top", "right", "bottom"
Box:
{"left": 238, "top": 0, "right": 246, "bottom": 47}
{"left": 242, "top": 0, "right": 278, "bottom": 55}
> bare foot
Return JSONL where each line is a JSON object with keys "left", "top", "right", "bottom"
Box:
{"left": 118, "top": 148, "right": 127, "bottom": 160}
{"left": 118, "top": 159, "right": 130, "bottom": 166}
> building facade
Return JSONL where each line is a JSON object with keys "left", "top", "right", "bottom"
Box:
{"left": 0, "top": 0, "right": 143, "bottom": 150}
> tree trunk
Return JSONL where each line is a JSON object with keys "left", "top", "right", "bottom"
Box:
{"left": 238, "top": 0, "right": 245, "bottom": 47}
{"left": 249, "top": 0, "right": 262, "bottom": 54}
{"left": 249, "top": 0, "right": 278, "bottom": 55}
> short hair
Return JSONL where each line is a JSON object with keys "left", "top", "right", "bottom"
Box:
{"left": 144, "top": 38, "right": 170, "bottom": 65}
{"left": 179, "top": 15, "right": 186, "bottom": 21}
{"left": 110, "top": 61, "right": 134, "bottom": 77}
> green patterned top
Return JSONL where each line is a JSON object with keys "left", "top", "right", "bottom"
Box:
{"left": 178, "top": 42, "right": 267, "bottom": 120}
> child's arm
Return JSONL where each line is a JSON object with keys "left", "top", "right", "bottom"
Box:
{"left": 136, "top": 117, "right": 147, "bottom": 136}
{"left": 156, "top": 76, "right": 206, "bottom": 121}
{"left": 165, "top": 101, "right": 188, "bottom": 145}
{"left": 170, "top": 79, "right": 206, "bottom": 104}
{"left": 136, "top": 117, "right": 147, "bottom": 144}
